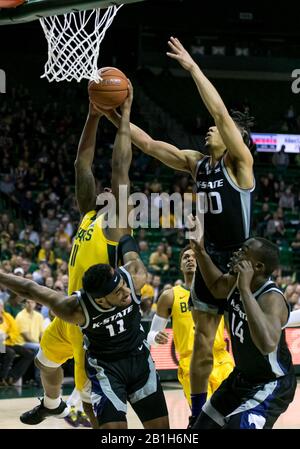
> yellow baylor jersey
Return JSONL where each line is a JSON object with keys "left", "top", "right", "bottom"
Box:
{"left": 171, "top": 285, "right": 234, "bottom": 403}
{"left": 171, "top": 285, "right": 232, "bottom": 363}
{"left": 68, "top": 210, "right": 119, "bottom": 294}
{"left": 171, "top": 285, "right": 194, "bottom": 359}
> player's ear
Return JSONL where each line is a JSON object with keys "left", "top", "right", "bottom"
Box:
{"left": 255, "top": 261, "right": 264, "bottom": 272}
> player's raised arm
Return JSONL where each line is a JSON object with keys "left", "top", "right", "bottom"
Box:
{"left": 188, "top": 215, "right": 235, "bottom": 298}
{"left": 118, "top": 235, "right": 147, "bottom": 293}
{"left": 0, "top": 272, "right": 84, "bottom": 326}
{"left": 101, "top": 106, "right": 203, "bottom": 177}
{"left": 167, "top": 37, "right": 253, "bottom": 169}
{"left": 110, "top": 81, "right": 133, "bottom": 225}
{"left": 74, "top": 103, "right": 103, "bottom": 215}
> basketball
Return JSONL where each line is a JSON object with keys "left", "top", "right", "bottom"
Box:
{"left": 88, "top": 67, "right": 128, "bottom": 110}
{"left": 0, "top": 0, "right": 25, "bottom": 7}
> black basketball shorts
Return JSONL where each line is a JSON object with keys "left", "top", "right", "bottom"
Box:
{"left": 189, "top": 244, "right": 235, "bottom": 315}
{"left": 194, "top": 368, "right": 297, "bottom": 429}
{"left": 85, "top": 341, "right": 168, "bottom": 425}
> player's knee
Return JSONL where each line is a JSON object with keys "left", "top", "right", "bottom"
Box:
{"left": 34, "top": 357, "right": 59, "bottom": 373}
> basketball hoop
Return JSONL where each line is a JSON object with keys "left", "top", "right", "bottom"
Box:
{"left": 39, "top": 4, "right": 122, "bottom": 83}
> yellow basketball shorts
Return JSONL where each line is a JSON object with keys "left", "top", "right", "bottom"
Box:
{"left": 208, "top": 351, "right": 234, "bottom": 396}
{"left": 177, "top": 351, "right": 234, "bottom": 406}
{"left": 40, "top": 317, "right": 88, "bottom": 392}
{"left": 178, "top": 356, "right": 191, "bottom": 406}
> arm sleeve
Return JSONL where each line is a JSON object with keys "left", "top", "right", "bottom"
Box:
{"left": 147, "top": 314, "right": 169, "bottom": 346}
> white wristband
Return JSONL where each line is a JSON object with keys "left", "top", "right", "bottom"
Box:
{"left": 147, "top": 314, "right": 168, "bottom": 346}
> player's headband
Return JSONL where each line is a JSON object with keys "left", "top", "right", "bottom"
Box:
{"left": 90, "top": 270, "right": 122, "bottom": 299}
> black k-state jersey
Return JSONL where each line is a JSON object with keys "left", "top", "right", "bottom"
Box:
{"left": 194, "top": 154, "right": 255, "bottom": 250}
{"left": 76, "top": 266, "right": 145, "bottom": 361}
{"left": 228, "top": 279, "right": 293, "bottom": 382}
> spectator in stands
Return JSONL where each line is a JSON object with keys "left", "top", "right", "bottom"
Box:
{"left": 37, "top": 240, "right": 55, "bottom": 266}
{"left": 15, "top": 231, "right": 36, "bottom": 257}
{"left": 4, "top": 268, "right": 25, "bottom": 317}
{"left": 61, "top": 215, "right": 74, "bottom": 239}
{"left": 140, "top": 295, "right": 155, "bottom": 322}
{"left": 139, "top": 240, "right": 150, "bottom": 266}
{"left": 19, "top": 190, "right": 38, "bottom": 221}
{"left": 40, "top": 208, "right": 60, "bottom": 237}
{"left": 0, "top": 174, "right": 15, "bottom": 196}
{"left": 288, "top": 292, "right": 300, "bottom": 310}
{"left": 152, "top": 274, "right": 161, "bottom": 302}
{"left": 7, "top": 222, "right": 18, "bottom": 241}
{"left": 0, "top": 299, "right": 35, "bottom": 386}
{"left": 272, "top": 145, "right": 289, "bottom": 174}
{"left": 279, "top": 187, "right": 295, "bottom": 210}
{"left": 284, "top": 284, "right": 296, "bottom": 302}
{"left": 265, "top": 211, "right": 285, "bottom": 239}
{"left": 258, "top": 176, "right": 273, "bottom": 202}
{"left": 53, "top": 280, "right": 65, "bottom": 293}
{"left": 19, "top": 224, "right": 40, "bottom": 247}
{"left": 149, "top": 244, "right": 169, "bottom": 273}
{"left": 256, "top": 203, "right": 272, "bottom": 236}
{"left": 53, "top": 237, "right": 70, "bottom": 263}
{"left": 15, "top": 299, "right": 43, "bottom": 353}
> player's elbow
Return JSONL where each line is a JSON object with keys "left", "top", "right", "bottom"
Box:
{"left": 142, "top": 137, "right": 156, "bottom": 154}
{"left": 74, "top": 159, "right": 89, "bottom": 172}
{"left": 256, "top": 338, "right": 278, "bottom": 355}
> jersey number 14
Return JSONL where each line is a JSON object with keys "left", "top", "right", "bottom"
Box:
{"left": 231, "top": 312, "right": 244, "bottom": 343}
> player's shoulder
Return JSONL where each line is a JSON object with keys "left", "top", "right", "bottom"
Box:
{"left": 158, "top": 288, "right": 174, "bottom": 306}
{"left": 80, "top": 209, "right": 98, "bottom": 225}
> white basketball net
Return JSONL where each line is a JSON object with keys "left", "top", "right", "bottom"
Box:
{"left": 39, "top": 4, "right": 122, "bottom": 82}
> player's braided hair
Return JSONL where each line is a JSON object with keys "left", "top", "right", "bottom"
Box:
{"left": 230, "top": 110, "right": 255, "bottom": 149}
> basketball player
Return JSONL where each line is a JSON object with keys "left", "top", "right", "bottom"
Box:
{"left": 0, "top": 235, "right": 169, "bottom": 429}
{"left": 147, "top": 245, "right": 233, "bottom": 406}
{"left": 187, "top": 215, "right": 296, "bottom": 429}
{"left": 20, "top": 83, "right": 134, "bottom": 427}
{"left": 103, "top": 37, "right": 255, "bottom": 423}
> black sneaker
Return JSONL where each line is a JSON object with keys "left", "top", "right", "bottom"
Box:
{"left": 187, "top": 415, "right": 197, "bottom": 429}
{"left": 20, "top": 398, "right": 70, "bottom": 425}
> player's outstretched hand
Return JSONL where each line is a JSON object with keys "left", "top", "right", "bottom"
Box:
{"left": 187, "top": 214, "right": 204, "bottom": 252}
{"left": 166, "top": 36, "right": 197, "bottom": 72}
{"left": 155, "top": 331, "right": 169, "bottom": 345}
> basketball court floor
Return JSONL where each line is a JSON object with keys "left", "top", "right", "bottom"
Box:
{"left": 1, "top": 380, "right": 300, "bottom": 429}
